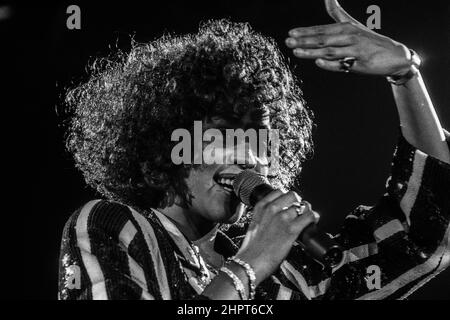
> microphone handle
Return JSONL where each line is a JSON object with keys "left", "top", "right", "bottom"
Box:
{"left": 299, "top": 224, "right": 343, "bottom": 268}
{"left": 249, "top": 184, "right": 343, "bottom": 268}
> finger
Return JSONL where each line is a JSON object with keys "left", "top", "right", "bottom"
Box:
{"left": 255, "top": 189, "right": 285, "bottom": 209}
{"left": 289, "top": 22, "right": 352, "bottom": 37}
{"left": 291, "top": 209, "right": 317, "bottom": 234}
{"left": 286, "top": 34, "right": 356, "bottom": 49}
{"left": 279, "top": 204, "right": 304, "bottom": 221}
{"left": 315, "top": 58, "right": 359, "bottom": 73}
{"left": 293, "top": 47, "right": 356, "bottom": 60}
{"left": 325, "top": 0, "right": 364, "bottom": 26}
{"left": 266, "top": 191, "right": 302, "bottom": 214}
{"left": 300, "top": 201, "right": 321, "bottom": 222}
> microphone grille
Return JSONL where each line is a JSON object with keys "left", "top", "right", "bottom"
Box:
{"left": 233, "top": 170, "right": 268, "bottom": 206}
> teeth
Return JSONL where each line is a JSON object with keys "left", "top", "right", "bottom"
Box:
{"left": 217, "top": 176, "right": 234, "bottom": 187}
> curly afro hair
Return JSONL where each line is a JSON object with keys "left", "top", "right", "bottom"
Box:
{"left": 66, "top": 19, "right": 314, "bottom": 210}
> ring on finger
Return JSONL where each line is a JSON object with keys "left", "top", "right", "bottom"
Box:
{"left": 339, "top": 57, "right": 356, "bottom": 73}
{"left": 294, "top": 202, "right": 306, "bottom": 216}
{"left": 282, "top": 203, "right": 303, "bottom": 216}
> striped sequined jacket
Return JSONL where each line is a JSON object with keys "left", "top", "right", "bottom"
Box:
{"left": 58, "top": 132, "right": 450, "bottom": 300}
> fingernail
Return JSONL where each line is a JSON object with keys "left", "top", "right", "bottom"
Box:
{"left": 294, "top": 48, "right": 305, "bottom": 55}
{"left": 286, "top": 38, "right": 296, "bottom": 46}
{"left": 289, "top": 30, "right": 299, "bottom": 37}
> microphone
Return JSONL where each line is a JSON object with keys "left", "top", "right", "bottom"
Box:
{"left": 233, "top": 170, "right": 344, "bottom": 269}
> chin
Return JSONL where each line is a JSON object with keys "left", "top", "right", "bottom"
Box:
{"left": 223, "top": 202, "right": 246, "bottom": 224}
{"left": 225, "top": 213, "right": 242, "bottom": 224}
{"left": 207, "top": 185, "right": 245, "bottom": 223}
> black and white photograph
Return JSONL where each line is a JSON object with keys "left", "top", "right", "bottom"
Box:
{"left": 4, "top": 0, "right": 450, "bottom": 305}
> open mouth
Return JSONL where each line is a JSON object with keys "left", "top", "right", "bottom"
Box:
{"left": 213, "top": 173, "right": 237, "bottom": 193}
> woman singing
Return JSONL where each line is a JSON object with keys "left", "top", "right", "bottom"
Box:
{"left": 59, "top": 0, "right": 450, "bottom": 300}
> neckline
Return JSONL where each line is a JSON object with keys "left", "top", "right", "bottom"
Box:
{"left": 151, "top": 208, "right": 218, "bottom": 292}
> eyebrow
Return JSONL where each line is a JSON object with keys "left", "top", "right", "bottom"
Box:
{"left": 208, "top": 114, "right": 270, "bottom": 130}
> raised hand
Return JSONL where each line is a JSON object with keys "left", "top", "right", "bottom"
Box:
{"left": 286, "top": 0, "right": 413, "bottom": 77}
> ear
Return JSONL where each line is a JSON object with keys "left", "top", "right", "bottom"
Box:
{"left": 324, "top": 0, "right": 364, "bottom": 26}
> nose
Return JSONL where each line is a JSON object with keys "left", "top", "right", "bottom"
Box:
{"left": 233, "top": 142, "right": 267, "bottom": 173}
{"left": 238, "top": 162, "right": 256, "bottom": 170}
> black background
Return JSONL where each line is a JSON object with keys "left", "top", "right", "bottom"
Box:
{"left": 4, "top": 0, "right": 449, "bottom": 299}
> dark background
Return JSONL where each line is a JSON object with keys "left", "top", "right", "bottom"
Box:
{"left": 3, "top": 0, "right": 449, "bottom": 299}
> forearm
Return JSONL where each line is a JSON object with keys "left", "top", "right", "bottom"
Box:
{"left": 202, "top": 247, "right": 277, "bottom": 299}
{"left": 392, "top": 72, "right": 450, "bottom": 164}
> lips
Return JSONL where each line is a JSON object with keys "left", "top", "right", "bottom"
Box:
{"left": 213, "top": 172, "right": 238, "bottom": 193}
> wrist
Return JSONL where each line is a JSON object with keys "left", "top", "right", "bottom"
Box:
{"left": 387, "top": 48, "right": 421, "bottom": 86}
{"left": 234, "top": 252, "right": 269, "bottom": 287}
{"left": 219, "top": 264, "right": 248, "bottom": 300}
{"left": 228, "top": 256, "right": 257, "bottom": 299}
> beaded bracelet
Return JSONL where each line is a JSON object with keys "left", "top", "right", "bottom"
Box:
{"left": 220, "top": 266, "right": 247, "bottom": 300}
{"left": 386, "top": 49, "right": 421, "bottom": 86}
{"left": 229, "top": 257, "right": 256, "bottom": 300}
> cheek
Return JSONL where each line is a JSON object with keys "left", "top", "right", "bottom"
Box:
{"left": 206, "top": 190, "right": 235, "bottom": 214}
{"left": 254, "top": 154, "right": 269, "bottom": 175}
{"left": 187, "top": 167, "right": 216, "bottom": 190}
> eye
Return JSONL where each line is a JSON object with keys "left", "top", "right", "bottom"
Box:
{"left": 266, "top": 144, "right": 272, "bottom": 157}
